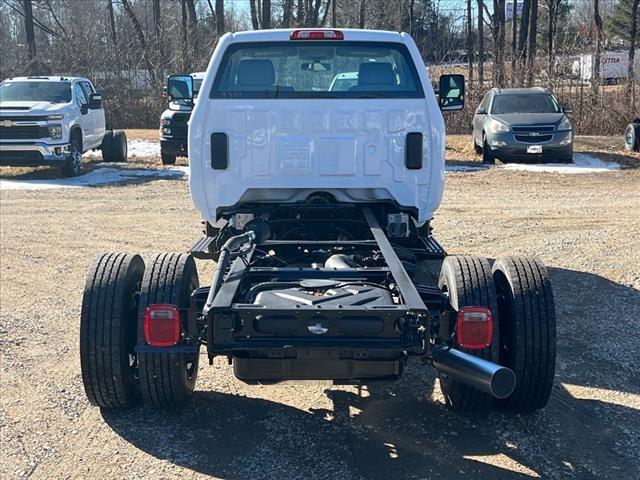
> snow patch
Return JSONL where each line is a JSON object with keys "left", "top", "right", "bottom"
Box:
{"left": 445, "top": 153, "right": 620, "bottom": 174}
{"left": 85, "top": 139, "right": 160, "bottom": 159}
{"left": 0, "top": 167, "right": 185, "bottom": 191}
{"left": 500, "top": 153, "right": 620, "bottom": 173}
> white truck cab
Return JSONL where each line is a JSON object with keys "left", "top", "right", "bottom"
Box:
{"left": 80, "top": 30, "right": 557, "bottom": 415}
{"left": 0, "top": 76, "right": 127, "bottom": 176}
{"left": 179, "top": 29, "right": 464, "bottom": 225}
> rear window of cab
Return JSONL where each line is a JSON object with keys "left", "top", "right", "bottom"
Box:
{"left": 210, "top": 41, "right": 424, "bottom": 99}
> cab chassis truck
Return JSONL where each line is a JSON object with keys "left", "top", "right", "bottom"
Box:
{"left": 80, "top": 29, "right": 556, "bottom": 414}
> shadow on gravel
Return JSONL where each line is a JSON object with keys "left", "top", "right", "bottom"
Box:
{"left": 102, "top": 267, "right": 639, "bottom": 480}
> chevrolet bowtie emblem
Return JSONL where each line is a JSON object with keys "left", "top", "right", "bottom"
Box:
{"left": 0, "top": 120, "right": 15, "bottom": 127}
{"left": 530, "top": 131, "right": 540, "bottom": 136}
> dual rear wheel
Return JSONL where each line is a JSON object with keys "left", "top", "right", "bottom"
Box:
{"left": 438, "top": 255, "right": 556, "bottom": 413}
{"left": 80, "top": 252, "right": 199, "bottom": 409}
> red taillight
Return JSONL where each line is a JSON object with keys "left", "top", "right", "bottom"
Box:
{"left": 144, "top": 304, "right": 181, "bottom": 347}
{"left": 456, "top": 306, "right": 493, "bottom": 350}
{"left": 290, "top": 30, "right": 344, "bottom": 40}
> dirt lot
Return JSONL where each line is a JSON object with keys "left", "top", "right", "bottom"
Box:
{"left": 1, "top": 132, "right": 639, "bottom": 479}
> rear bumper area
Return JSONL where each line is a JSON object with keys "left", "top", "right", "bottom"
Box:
{"left": 234, "top": 351, "right": 404, "bottom": 383}
{"left": 160, "top": 138, "right": 188, "bottom": 157}
{"left": 0, "top": 142, "right": 70, "bottom": 167}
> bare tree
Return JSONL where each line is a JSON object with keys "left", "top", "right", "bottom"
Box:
{"left": 332, "top": 0, "right": 336, "bottom": 27}
{"left": 359, "top": 0, "right": 365, "bottom": 29}
{"left": 492, "top": 0, "right": 506, "bottom": 87}
{"left": 152, "top": 0, "right": 164, "bottom": 73}
{"left": 546, "top": 0, "right": 560, "bottom": 75}
{"left": 477, "top": 0, "right": 484, "bottom": 86}
{"left": 526, "top": 0, "right": 538, "bottom": 86}
{"left": 283, "top": 0, "right": 293, "bottom": 27}
{"left": 216, "top": 0, "right": 225, "bottom": 35}
{"left": 23, "top": 0, "right": 36, "bottom": 63}
{"left": 518, "top": 0, "right": 531, "bottom": 83}
{"left": 262, "top": 0, "right": 271, "bottom": 29}
{"left": 593, "top": 0, "right": 603, "bottom": 88}
{"left": 511, "top": 0, "right": 517, "bottom": 85}
{"left": 466, "top": 0, "right": 474, "bottom": 86}
{"left": 106, "top": 0, "right": 117, "bottom": 46}
{"left": 629, "top": 0, "right": 639, "bottom": 111}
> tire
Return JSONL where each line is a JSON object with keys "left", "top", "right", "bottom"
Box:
{"left": 438, "top": 255, "right": 499, "bottom": 412}
{"left": 161, "top": 151, "right": 176, "bottom": 165}
{"left": 492, "top": 257, "right": 556, "bottom": 413}
{"left": 62, "top": 134, "right": 82, "bottom": 177}
{"left": 137, "top": 253, "right": 199, "bottom": 408}
{"left": 110, "top": 130, "right": 128, "bottom": 162}
{"left": 100, "top": 131, "right": 113, "bottom": 161}
{"left": 482, "top": 135, "right": 495, "bottom": 165}
{"left": 80, "top": 253, "right": 145, "bottom": 409}
{"left": 624, "top": 123, "right": 640, "bottom": 152}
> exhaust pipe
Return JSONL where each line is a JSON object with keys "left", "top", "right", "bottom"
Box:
{"left": 431, "top": 345, "right": 516, "bottom": 399}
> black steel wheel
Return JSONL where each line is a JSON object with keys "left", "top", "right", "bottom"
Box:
{"left": 137, "top": 253, "right": 199, "bottom": 409}
{"left": 110, "top": 130, "right": 128, "bottom": 162}
{"left": 80, "top": 252, "right": 145, "bottom": 408}
{"left": 438, "top": 255, "right": 499, "bottom": 412}
{"left": 492, "top": 257, "right": 556, "bottom": 413}
{"left": 161, "top": 151, "right": 177, "bottom": 165}
{"left": 100, "top": 131, "right": 113, "bottom": 161}
{"left": 62, "top": 135, "right": 82, "bottom": 177}
{"left": 624, "top": 123, "right": 640, "bottom": 152}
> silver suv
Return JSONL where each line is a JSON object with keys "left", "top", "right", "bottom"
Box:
{"left": 472, "top": 87, "right": 573, "bottom": 164}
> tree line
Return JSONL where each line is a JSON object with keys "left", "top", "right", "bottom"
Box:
{"left": 0, "top": 0, "right": 638, "bottom": 133}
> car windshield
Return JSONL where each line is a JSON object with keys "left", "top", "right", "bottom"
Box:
{"left": 0, "top": 81, "right": 72, "bottom": 103}
{"left": 491, "top": 94, "right": 560, "bottom": 114}
{"left": 211, "top": 41, "right": 423, "bottom": 99}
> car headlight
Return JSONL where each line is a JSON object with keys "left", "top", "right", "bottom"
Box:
{"left": 487, "top": 119, "right": 510, "bottom": 133}
{"left": 557, "top": 118, "right": 572, "bottom": 131}
{"left": 47, "top": 114, "right": 64, "bottom": 120}
{"left": 49, "top": 124, "right": 63, "bottom": 139}
{"left": 160, "top": 117, "right": 171, "bottom": 126}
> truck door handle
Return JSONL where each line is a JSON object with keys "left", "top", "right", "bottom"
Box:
{"left": 211, "top": 132, "right": 228, "bottom": 170}
{"left": 405, "top": 132, "right": 423, "bottom": 169}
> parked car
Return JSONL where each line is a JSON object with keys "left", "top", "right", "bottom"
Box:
{"left": 0, "top": 76, "right": 126, "bottom": 176}
{"left": 624, "top": 118, "right": 640, "bottom": 152}
{"left": 328, "top": 71, "right": 358, "bottom": 91}
{"left": 159, "top": 71, "right": 205, "bottom": 165}
{"left": 472, "top": 87, "right": 573, "bottom": 164}
{"left": 80, "top": 28, "right": 556, "bottom": 416}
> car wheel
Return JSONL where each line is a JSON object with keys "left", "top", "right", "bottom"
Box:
{"left": 473, "top": 137, "right": 483, "bottom": 155}
{"left": 624, "top": 123, "right": 640, "bottom": 152}
{"left": 110, "top": 130, "right": 128, "bottom": 162}
{"left": 100, "top": 131, "right": 113, "bottom": 161}
{"left": 62, "top": 136, "right": 82, "bottom": 177}
{"left": 482, "top": 136, "right": 495, "bottom": 165}
{"left": 161, "top": 151, "right": 177, "bottom": 165}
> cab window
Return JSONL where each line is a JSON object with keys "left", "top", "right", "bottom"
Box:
{"left": 74, "top": 83, "right": 88, "bottom": 108}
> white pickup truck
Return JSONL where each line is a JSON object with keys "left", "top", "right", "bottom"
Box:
{"left": 0, "top": 76, "right": 127, "bottom": 176}
{"left": 80, "top": 29, "right": 556, "bottom": 415}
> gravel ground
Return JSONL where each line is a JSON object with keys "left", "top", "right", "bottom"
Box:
{"left": 1, "top": 134, "right": 639, "bottom": 479}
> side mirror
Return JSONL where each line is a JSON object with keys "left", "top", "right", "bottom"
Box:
{"left": 562, "top": 104, "right": 572, "bottom": 114}
{"left": 80, "top": 104, "right": 89, "bottom": 115}
{"left": 439, "top": 74, "right": 465, "bottom": 111}
{"left": 167, "top": 75, "right": 194, "bottom": 102}
{"left": 475, "top": 107, "right": 487, "bottom": 115}
{"left": 88, "top": 92, "right": 102, "bottom": 110}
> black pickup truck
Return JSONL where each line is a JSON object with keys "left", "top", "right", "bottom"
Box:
{"left": 159, "top": 72, "right": 204, "bottom": 165}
